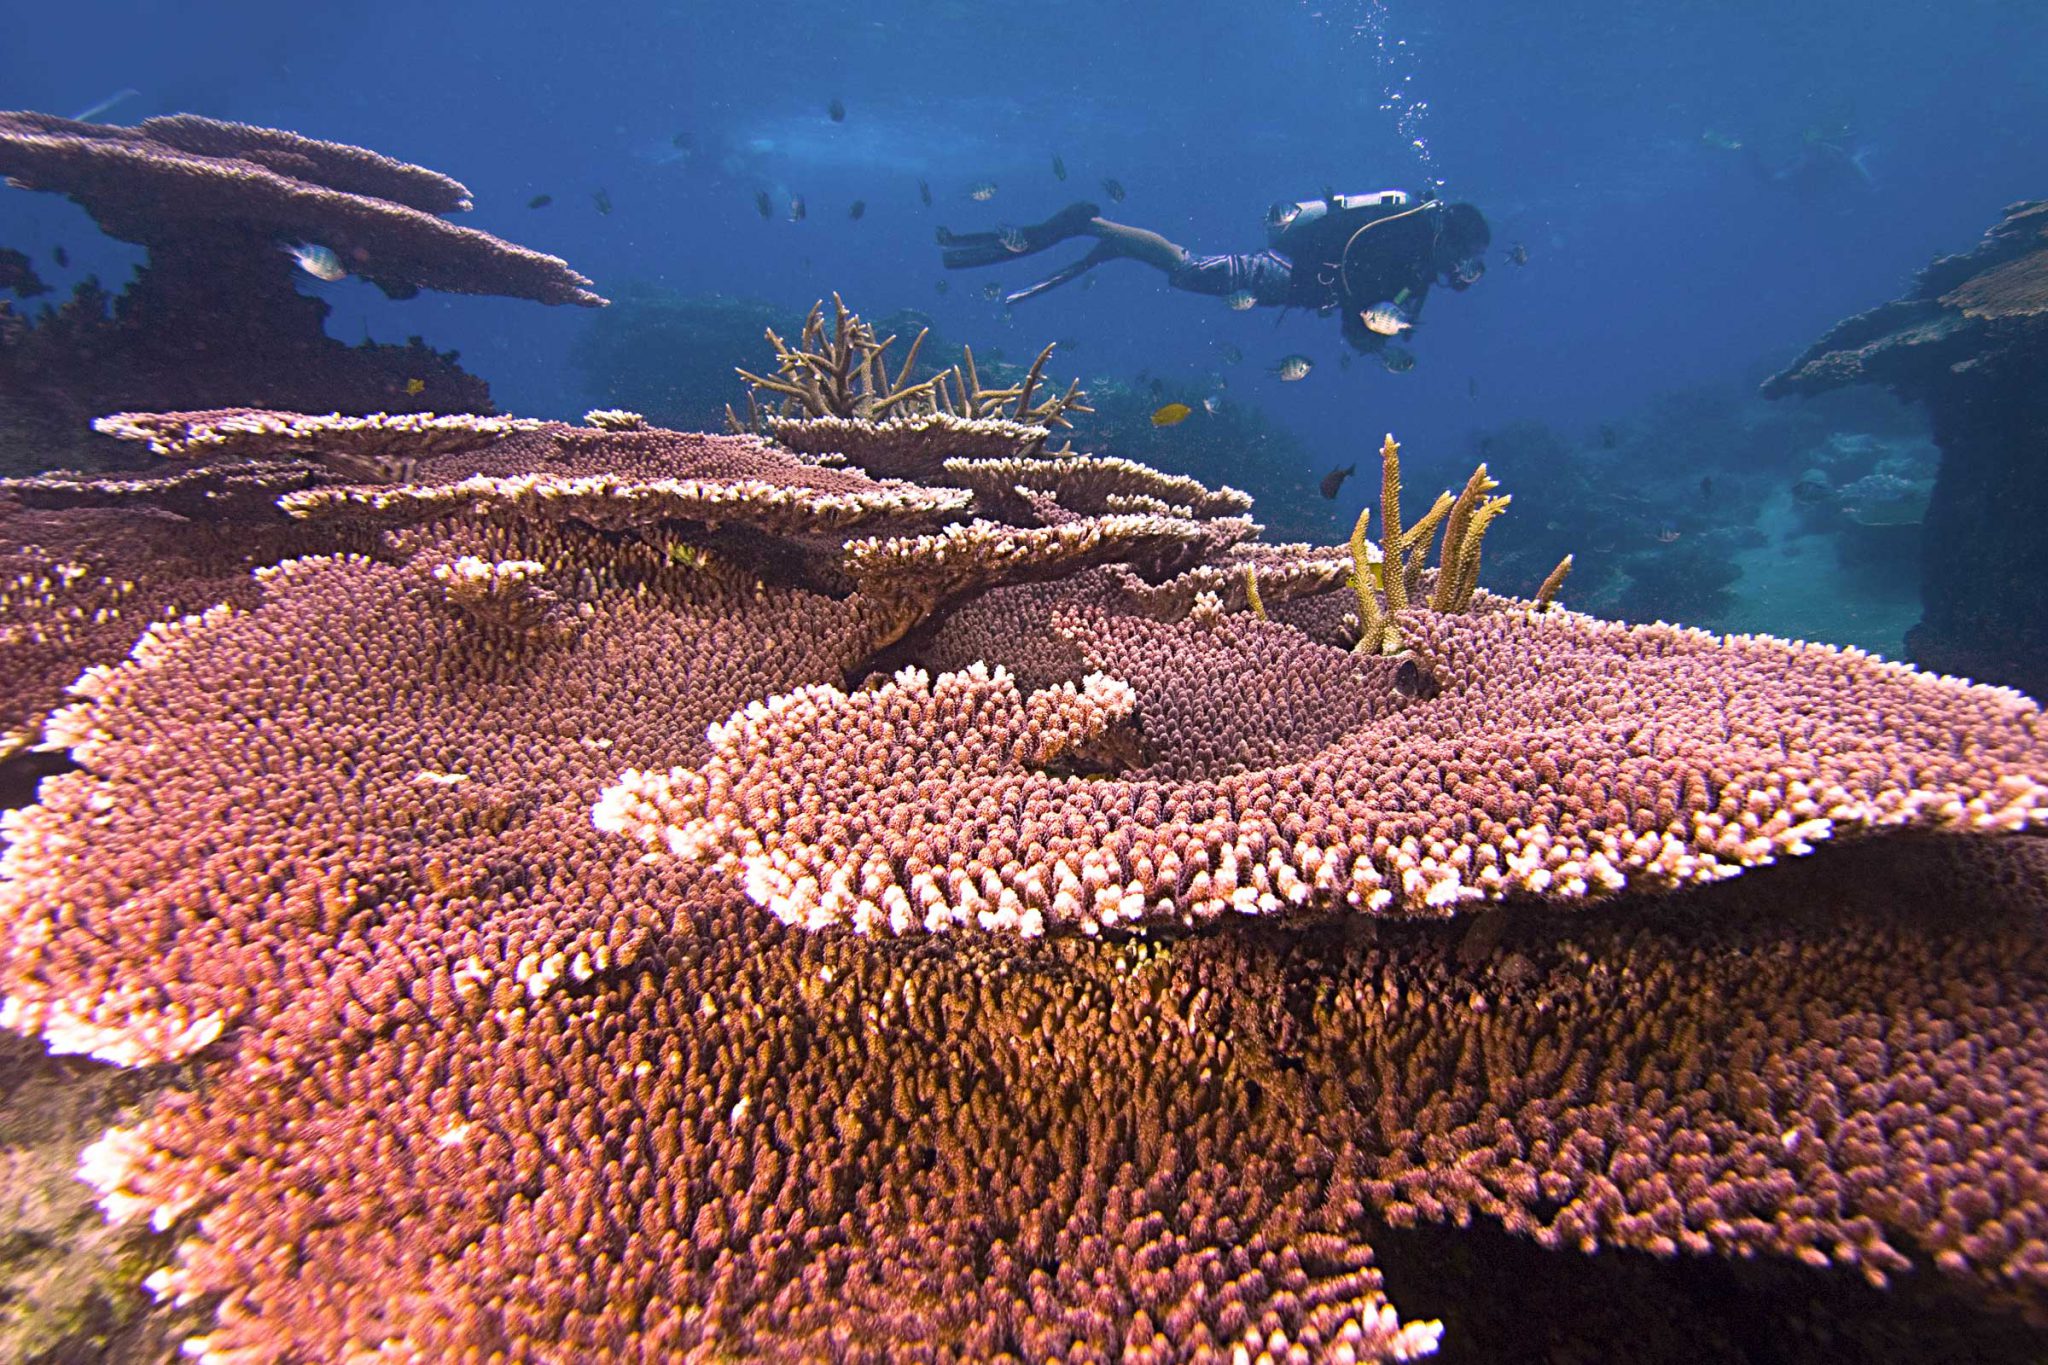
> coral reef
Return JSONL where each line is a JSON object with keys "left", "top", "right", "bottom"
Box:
{"left": 730, "top": 296, "right": 1093, "bottom": 480}
{"left": 1069, "top": 377, "right": 1323, "bottom": 544}
{"left": 0, "top": 248, "right": 48, "bottom": 299}
{"left": 0, "top": 389, "right": 2045, "bottom": 1362}
{"left": 941, "top": 452, "right": 1253, "bottom": 522}
{"left": 0, "top": 477, "right": 370, "bottom": 761}
{"left": 1764, "top": 199, "right": 2048, "bottom": 695}
{"left": 0, "top": 111, "right": 605, "bottom": 472}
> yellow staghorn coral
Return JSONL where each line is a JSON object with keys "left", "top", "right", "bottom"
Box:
{"left": 1347, "top": 432, "right": 1555, "bottom": 653}
{"left": 1243, "top": 565, "right": 1267, "bottom": 620}
{"left": 1533, "top": 552, "right": 1574, "bottom": 611}
{"left": 1347, "top": 505, "right": 1388, "bottom": 653}
{"left": 1376, "top": 434, "right": 1409, "bottom": 615}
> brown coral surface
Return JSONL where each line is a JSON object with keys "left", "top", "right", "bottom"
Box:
{"left": 1, "top": 415, "right": 2046, "bottom": 1363}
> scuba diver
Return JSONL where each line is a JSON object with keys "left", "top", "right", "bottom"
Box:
{"left": 1744, "top": 136, "right": 1874, "bottom": 197}
{"left": 1704, "top": 126, "right": 1874, "bottom": 199}
{"left": 936, "top": 190, "right": 1490, "bottom": 369}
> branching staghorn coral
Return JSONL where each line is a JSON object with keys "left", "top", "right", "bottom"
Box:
{"left": 1429, "top": 463, "right": 1511, "bottom": 613}
{"left": 931, "top": 342, "right": 1092, "bottom": 428}
{"left": 1533, "top": 552, "right": 1574, "bottom": 611}
{"left": 731, "top": 296, "right": 1092, "bottom": 436}
{"left": 732, "top": 294, "right": 940, "bottom": 422}
{"left": 1347, "top": 433, "right": 1568, "bottom": 653}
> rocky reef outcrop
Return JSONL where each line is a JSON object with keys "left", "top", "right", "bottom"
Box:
{"left": 1764, "top": 199, "right": 2048, "bottom": 695}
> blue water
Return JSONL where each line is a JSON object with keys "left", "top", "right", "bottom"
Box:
{"left": 3, "top": 0, "right": 2044, "bottom": 605}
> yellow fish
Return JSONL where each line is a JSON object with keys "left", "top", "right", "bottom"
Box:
{"left": 1150, "top": 402, "right": 1193, "bottom": 427}
{"left": 404, "top": 378, "right": 426, "bottom": 396}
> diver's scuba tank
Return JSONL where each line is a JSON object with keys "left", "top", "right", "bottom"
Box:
{"left": 1266, "top": 189, "right": 1413, "bottom": 255}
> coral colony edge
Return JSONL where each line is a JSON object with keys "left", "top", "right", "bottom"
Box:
{"left": 0, "top": 287, "right": 2042, "bottom": 1364}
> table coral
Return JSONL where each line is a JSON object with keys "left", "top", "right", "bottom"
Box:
{"left": 1, "top": 411, "right": 2045, "bottom": 1363}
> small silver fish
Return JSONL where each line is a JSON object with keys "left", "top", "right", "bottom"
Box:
{"left": 1224, "top": 290, "right": 1256, "bottom": 311}
{"left": 1202, "top": 395, "right": 1221, "bottom": 415}
{"left": 998, "top": 225, "right": 1030, "bottom": 253}
{"left": 967, "top": 181, "right": 998, "bottom": 201}
{"left": 789, "top": 195, "right": 807, "bottom": 222}
{"left": 1273, "top": 354, "right": 1313, "bottom": 382}
{"left": 284, "top": 241, "right": 346, "bottom": 282}
{"left": 1361, "top": 303, "right": 1412, "bottom": 336}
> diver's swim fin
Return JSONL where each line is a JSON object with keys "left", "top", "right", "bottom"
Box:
{"left": 942, "top": 237, "right": 1021, "bottom": 269}
{"left": 1005, "top": 241, "right": 1119, "bottom": 305}
{"left": 940, "top": 201, "right": 1103, "bottom": 270}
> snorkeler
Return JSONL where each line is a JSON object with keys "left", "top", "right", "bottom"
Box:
{"left": 936, "top": 191, "right": 1490, "bottom": 369}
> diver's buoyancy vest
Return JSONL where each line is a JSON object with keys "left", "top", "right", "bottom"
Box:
{"left": 1266, "top": 190, "right": 1414, "bottom": 259}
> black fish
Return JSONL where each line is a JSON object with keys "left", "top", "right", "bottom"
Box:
{"left": 1052, "top": 152, "right": 1067, "bottom": 181}
{"left": 1507, "top": 242, "right": 1530, "bottom": 266}
{"left": 527, "top": 194, "right": 553, "bottom": 209}
{"left": 848, "top": 200, "right": 866, "bottom": 221}
{"left": 755, "top": 190, "right": 774, "bottom": 219}
{"left": 918, "top": 178, "right": 932, "bottom": 207}
{"left": 828, "top": 98, "right": 846, "bottom": 123}
{"left": 592, "top": 188, "right": 612, "bottom": 215}
{"left": 789, "top": 195, "right": 807, "bottom": 222}
{"left": 1392, "top": 656, "right": 1441, "bottom": 701}
{"left": 1101, "top": 177, "right": 1126, "bottom": 202}
{"left": 52, "top": 245, "right": 68, "bottom": 267}
{"left": 1700, "top": 475, "right": 1714, "bottom": 498}
{"left": 1147, "top": 377, "right": 1165, "bottom": 398}
{"left": 1319, "top": 463, "right": 1356, "bottom": 499}
{"left": 935, "top": 280, "right": 950, "bottom": 294}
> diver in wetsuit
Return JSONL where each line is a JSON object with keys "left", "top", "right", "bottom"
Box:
{"left": 937, "top": 191, "right": 1490, "bottom": 369}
